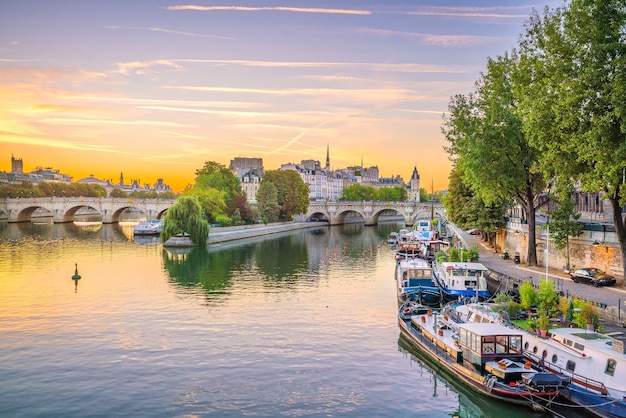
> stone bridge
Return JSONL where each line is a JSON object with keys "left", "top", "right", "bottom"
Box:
{"left": 305, "top": 201, "right": 445, "bottom": 226}
{"left": 0, "top": 197, "right": 175, "bottom": 223}
{"left": 0, "top": 198, "right": 444, "bottom": 226}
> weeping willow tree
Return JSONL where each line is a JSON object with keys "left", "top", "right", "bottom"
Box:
{"left": 161, "top": 196, "right": 209, "bottom": 247}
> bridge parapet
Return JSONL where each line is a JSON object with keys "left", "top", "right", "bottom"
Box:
{"left": 0, "top": 197, "right": 174, "bottom": 224}
{"left": 306, "top": 201, "right": 444, "bottom": 225}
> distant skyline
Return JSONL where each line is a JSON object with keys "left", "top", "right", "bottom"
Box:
{"left": 0, "top": 1, "right": 561, "bottom": 192}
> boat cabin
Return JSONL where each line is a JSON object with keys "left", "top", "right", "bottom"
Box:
{"left": 457, "top": 323, "right": 526, "bottom": 380}
{"left": 437, "top": 262, "right": 489, "bottom": 293}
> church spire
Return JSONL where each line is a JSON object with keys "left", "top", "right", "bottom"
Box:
{"left": 325, "top": 143, "right": 330, "bottom": 169}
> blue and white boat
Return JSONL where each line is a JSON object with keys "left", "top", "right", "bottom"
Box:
{"left": 396, "top": 258, "right": 442, "bottom": 306}
{"left": 432, "top": 261, "right": 491, "bottom": 302}
{"left": 133, "top": 219, "right": 163, "bottom": 236}
{"left": 449, "top": 302, "right": 626, "bottom": 418}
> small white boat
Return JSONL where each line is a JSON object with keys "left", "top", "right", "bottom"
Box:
{"left": 133, "top": 219, "right": 163, "bottom": 236}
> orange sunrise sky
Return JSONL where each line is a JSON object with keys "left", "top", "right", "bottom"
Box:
{"left": 0, "top": 1, "right": 562, "bottom": 192}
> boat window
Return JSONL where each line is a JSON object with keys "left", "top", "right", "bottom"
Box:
{"left": 495, "top": 336, "right": 507, "bottom": 354}
{"left": 524, "top": 341, "right": 529, "bottom": 350}
{"left": 533, "top": 346, "right": 538, "bottom": 354}
{"left": 564, "top": 339, "right": 573, "bottom": 347}
{"left": 605, "top": 359, "right": 617, "bottom": 377}
{"left": 573, "top": 342, "right": 585, "bottom": 351}
{"left": 552, "top": 354, "right": 558, "bottom": 363}
{"left": 474, "top": 314, "right": 482, "bottom": 323}
{"left": 566, "top": 360, "right": 576, "bottom": 372}
{"left": 509, "top": 336, "right": 521, "bottom": 353}
{"left": 542, "top": 350, "right": 548, "bottom": 358}
{"left": 482, "top": 336, "right": 495, "bottom": 354}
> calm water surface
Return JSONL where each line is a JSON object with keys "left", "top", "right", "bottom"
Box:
{"left": 0, "top": 221, "right": 563, "bottom": 417}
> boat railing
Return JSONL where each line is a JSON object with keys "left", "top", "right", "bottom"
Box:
{"left": 524, "top": 351, "right": 609, "bottom": 395}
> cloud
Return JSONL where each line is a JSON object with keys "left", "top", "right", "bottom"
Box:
{"left": 115, "top": 60, "right": 184, "bottom": 75}
{"left": 103, "top": 25, "right": 233, "bottom": 40}
{"left": 356, "top": 28, "right": 496, "bottom": 47}
{"left": 165, "top": 5, "right": 371, "bottom": 15}
{"left": 41, "top": 118, "right": 191, "bottom": 128}
{"left": 0, "top": 133, "right": 129, "bottom": 154}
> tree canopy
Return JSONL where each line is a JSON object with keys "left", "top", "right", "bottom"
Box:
{"left": 161, "top": 195, "right": 209, "bottom": 247}
{"left": 256, "top": 170, "right": 309, "bottom": 221}
{"left": 442, "top": 52, "right": 547, "bottom": 265}
{"left": 517, "top": 0, "right": 626, "bottom": 276}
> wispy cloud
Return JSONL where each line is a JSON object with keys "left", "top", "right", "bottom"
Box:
{"left": 41, "top": 118, "right": 191, "bottom": 127}
{"left": 169, "top": 59, "right": 468, "bottom": 73}
{"left": 0, "top": 133, "right": 129, "bottom": 154}
{"left": 104, "top": 25, "right": 233, "bottom": 40}
{"left": 356, "top": 28, "right": 496, "bottom": 47}
{"left": 166, "top": 5, "right": 371, "bottom": 15}
{"left": 115, "top": 60, "right": 184, "bottom": 75}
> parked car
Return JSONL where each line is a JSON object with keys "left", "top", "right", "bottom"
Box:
{"left": 569, "top": 267, "right": 616, "bottom": 287}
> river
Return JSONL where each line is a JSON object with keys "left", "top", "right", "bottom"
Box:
{"left": 0, "top": 221, "right": 580, "bottom": 417}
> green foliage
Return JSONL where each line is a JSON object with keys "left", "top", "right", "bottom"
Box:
{"left": 438, "top": 245, "right": 479, "bottom": 262}
{"left": 109, "top": 188, "right": 128, "bottom": 198}
{"left": 258, "top": 170, "right": 309, "bottom": 220}
{"left": 536, "top": 314, "right": 550, "bottom": 331}
{"left": 341, "top": 184, "right": 408, "bottom": 201}
{"left": 161, "top": 196, "right": 209, "bottom": 247}
{"left": 185, "top": 186, "right": 227, "bottom": 223}
{"left": 518, "top": 1, "right": 626, "bottom": 276}
{"left": 537, "top": 279, "right": 560, "bottom": 317}
{"left": 256, "top": 182, "right": 280, "bottom": 222}
{"left": 194, "top": 161, "right": 241, "bottom": 202}
{"left": 572, "top": 299, "right": 599, "bottom": 330}
{"left": 545, "top": 182, "right": 583, "bottom": 251}
{"left": 215, "top": 214, "right": 233, "bottom": 226}
{"left": 518, "top": 281, "right": 538, "bottom": 310}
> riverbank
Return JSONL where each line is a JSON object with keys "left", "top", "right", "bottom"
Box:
{"left": 208, "top": 221, "right": 328, "bottom": 244}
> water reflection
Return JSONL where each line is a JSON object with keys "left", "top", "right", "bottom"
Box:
{"left": 0, "top": 221, "right": 132, "bottom": 242}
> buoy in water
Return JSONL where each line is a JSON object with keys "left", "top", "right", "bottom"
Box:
{"left": 72, "top": 263, "right": 81, "bottom": 280}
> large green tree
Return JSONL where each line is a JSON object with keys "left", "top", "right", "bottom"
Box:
{"left": 443, "top": 52, "right": 547, "bottom": 265}
{"left": 185, "top": 161, "right": 246, "bottom": 223}
{"left": 256, "top": 181, "right": 280, "bottom": 223}
{"left": 518, "top": 0, "right": 626, "bottom": 277}
{"left": 258, "top": 170, "right": 309, "bottom": 220}
{"left": 161, "top": 195, "right": 209, "bottom": 247}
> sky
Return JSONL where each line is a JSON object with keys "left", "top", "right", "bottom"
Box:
{"left": 0, "top": 1, "right": 562, "bottom": 193}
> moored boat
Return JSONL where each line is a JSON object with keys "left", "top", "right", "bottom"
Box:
{"left": 133, "top": 219, "right": 163, "bottom": 236}
{"left": 449, "top": 302, "right": 626, "bottom": 418}
{"left": 432, "top": 261, "right": 491, "bottom": 302}
{"left": 396, "top": 258, "right": 442, "bottom": 306}
{"left": 398, "top": 309, "right": 570, "bottom": 413}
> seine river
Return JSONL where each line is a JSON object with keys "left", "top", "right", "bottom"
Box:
{"left": 0, "top": 221, "right": 575, "bottom": 418}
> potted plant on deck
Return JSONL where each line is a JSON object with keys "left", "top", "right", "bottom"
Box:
{"left": 537, "top": 314, "right": 550, "bottom": 337}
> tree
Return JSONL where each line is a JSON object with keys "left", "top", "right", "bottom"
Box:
{"left": 228, "top": 192, "right": 256, "bottom": 224}
{"left": 259, "top": 170, "right": 309, "bottom": 220}
{"left": 256, "top": 181, "right": 280, "bottom": 223}
{"left": 443, "top": 52, "right": 548, "bottom": 266}
{"left": 518, "top": 0, "right": 626, "bottom": 278}
{"left": 110, "top": 188, "right": 127, "bottom": 198}
{"left": 161, "top": 196, "right": 209, "bottom": 247}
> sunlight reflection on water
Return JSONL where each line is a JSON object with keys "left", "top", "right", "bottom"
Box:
{"left": 0, "top": 222, "right": 554, "bottom": 418}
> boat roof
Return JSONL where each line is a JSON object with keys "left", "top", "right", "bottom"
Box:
{"left": 458, "top": 322, "right": 524, "bottom": 337}
{"left": 548, "top": 327, "right": 626, "bottom": 357}
{"left": 398, "top": 258, "right": 430, "bottom": 268}
{"left": 439, "top": 262, "right": 489, "bottom": 271}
